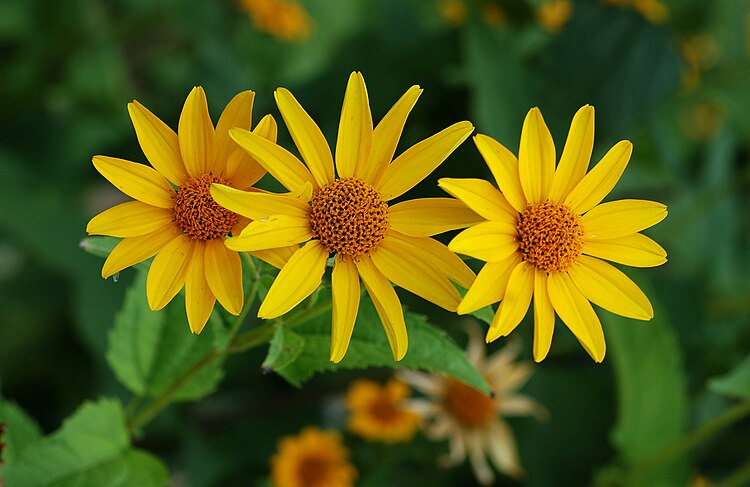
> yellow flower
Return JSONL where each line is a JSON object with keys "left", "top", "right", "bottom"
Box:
{"left": 87, "top": 88, "right": 291, "bottom": 334}
{"left": 438, "top": 0, "right": 468, "bottom": 27}
{"left": 345, "top": 378, "right": 420, "bottom": 443}
{"left": 482, "top": 3, "right": 506, "bottom": 27}
{"left": 270, "top": 427, "right": 356, "bottom": 487}
{"left": 631, "top": 0, "right": 669, "bottom": 24}
{"left": 537, "top": 0, "right": 572, "bottom": 33}
{"left": 211, "top": 72, "right": 479, "bottom": 363}
{"left": 441, "top": 105, "right": 667, "bottom": 362}
{"left": 399, "top": 326, "right": 546, "bottom": 485}
{"left": 239, "top": 0, "right": 312, "bottom": 42}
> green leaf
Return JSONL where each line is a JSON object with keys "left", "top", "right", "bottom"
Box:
{"left": 3, "top": 399, "right": 169, "bottom": 487}
{"left": 605, "top": 284, "right": 689, "bottom": 486}
{"left": 79, "top": 236, "right": 150, "bottom": 275}
{"left": 709, "top": 354, "right": 750, "bottom": 399}
{"left": 106, "top": 272, "right": 224, "bottom": 401}
{"left": 0, "top": 394, "right": 43, "bottom": 463}
{"left": 264, "top": 290, "right": 490, "bottom": 393}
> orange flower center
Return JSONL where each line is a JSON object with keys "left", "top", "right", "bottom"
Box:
{"left": 296, "top": 455, "right": 330, "bottom": 486}
{"left": 516, "top": 202, "right": 584, "bottom": 272}
{"left": 367, "top": 395, "right": 401, "bottom": 424}
{"left": 309, "top": 177, "right": 389, "bottom": 256}
{"left": 443, "top": 378, "right": 496, "bottom": 428}
{"left": 173, "top": 174, "right": 238, "bottom": 241}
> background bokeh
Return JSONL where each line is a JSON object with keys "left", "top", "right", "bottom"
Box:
{"left": 1, "top": 0, "right": 749, "bottom": 485}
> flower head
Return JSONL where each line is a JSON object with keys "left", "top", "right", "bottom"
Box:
{"left": 211, "top": 72, "right": 479, "bottom": 362}
{"left": 87, "top": 88, "right": 290, "bottom": 333}
{"left": 345, "top": 378, "right": 420, "bottom": 443}
{"left": 441, "top": 105, "right": 667, "bottom": 362}
{"left": 537, "top": 0, "right": 573, "bottom": 33}
{"left": 270, "top": 427, "right": 356, "bottom": 487}
{"left": 239, "top": 0, "right": 312, "bottom": 42}
{"left": 399, "top": 326, "right": 545, "bottom": 485}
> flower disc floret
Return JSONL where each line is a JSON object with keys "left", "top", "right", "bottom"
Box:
{"left": 516, "top": 202, "right": 584, "bottom": 273}
{"left": 173, "top": 174, "right": 238, "bottom": 240}
{"left": 443, "top": 378, "right": 496, "bottom": 428}
{"left": 309, "top": 177, "right": 389, "bottom": 256}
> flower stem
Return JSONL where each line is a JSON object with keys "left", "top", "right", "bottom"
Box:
{"left": 628, "top": 399, "right": 750, "bottom": 481}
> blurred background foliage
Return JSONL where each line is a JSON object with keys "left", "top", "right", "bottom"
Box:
{"left": 0, "top": 0, "right": 749, "bottom": 485}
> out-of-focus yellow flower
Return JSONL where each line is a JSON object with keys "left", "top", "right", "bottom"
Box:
{"left": 399, "top": 326, "right": 546, "bottom": 485}
{"left": 270, "top": 427, "right": 356, "bottom": 487}
{"left": 680, "top": 101, "right": 726, "bottom": 141}
{"left": 239, "top": 0, "right": 312, "bottom": 42}
{"left": 601, "top": 0, "right": 669, "bottom": 24}
{"left": 537, "top": 0, "right": 572, "bottom": 33}
{"left": 482, "top": 3, "right": 506, "bottom": 27}
{"left": 345, "top": 378, "right": 420, "bottom": 443}
{"left": 680, "top": 34, "right": 720, "bottom": 91}
{"left": 439, "top": 0, "right": 467, "bottom": 27}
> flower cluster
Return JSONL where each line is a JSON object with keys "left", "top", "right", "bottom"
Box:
{"left": 87, "top": 71, "right": 666, "bottom": 363}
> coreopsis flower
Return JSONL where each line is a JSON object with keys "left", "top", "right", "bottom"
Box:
{"left": 211, "top": 72, "right": 479, "bottom": 362}
{"left": 239, "top": 0, "right": 312, "bottom": 42}
{"left": 87, "top": 88, "right": 290, "bottom": 333}
{"left": 399, "top": 326, "right": 545, "bottom": 485}
{"left": 438, "top": 0, "right": 468, "bottom": 27}
{"left": 345, "top": 378, "right": 420, "bottom": 443}
{"left": 441, "top": 105, "right": 667, "bottom": 362}
{"left": 270, "top": 427, "right": 356, "bottom": 487}
{"left": 537, "top": 0, "right": 572, "bottom": 33}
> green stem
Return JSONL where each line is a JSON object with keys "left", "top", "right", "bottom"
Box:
{"left": 628, "top": 399, "right": 750, "bottom": 481}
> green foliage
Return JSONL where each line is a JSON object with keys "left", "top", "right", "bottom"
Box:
{"left": 710, "top": 354, "right": 750, "bottom": 399}
{"left": 605, "top": 289, "right": 689, "bottom": 486}
{"left": 106, "top": 272, "right": 225, "bottom": 401}
{"left": 0, "top": 394, "right": 43, "bottom": 463}
{"left": 3, "top": 399, "right": 168, "bottom": 487}
{"left": 262, "top": 291, "right": 491, "bottom": 394}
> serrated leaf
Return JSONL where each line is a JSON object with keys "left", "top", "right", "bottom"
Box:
{"left": 268, "top": 290, "right": 490, "bottom": 393}
{"left": 0, "top": 394, "right": 43, "bottom": 463}
{"left": 106, "top": 272, "right": 224, "bottom": 401}
{"left": 709, "top": 354, "right": 750, "bottom": 399}
{"left": 605, "top": 285, "right": 689, "bottom": 486}
{"left": 3, "top": 399, "right": 169, "bottom": 487}
{"left": 262, "top": 324, "right": 305, "bottom": 372}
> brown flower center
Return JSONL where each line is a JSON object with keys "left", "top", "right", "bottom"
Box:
{"left": 367, "top": 396, "right": 401, "bottom": 424}
{"left": 309, "top": 178, "right": 388, "bottom": 256}
{"left": 173, "top": 174, "right": 238, "bottom": 241}
{"left": 296, "top": 455, "right": 330, "bottom": 486}
{"left": 443, "top": 378, "right": 496, "bottom": 428}
{"left": 516, "top": 202, "right": 584, "bottom": 273}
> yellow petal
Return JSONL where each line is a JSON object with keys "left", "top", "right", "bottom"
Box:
{"left": 249, "top": 245, "right": 298, "bottom": 270}
{"left": 128, "top": 100, "right": 187, "bottom": 185}
{"left": 457, "top": 253, "right": 521, "bottom": 314}
{"left": 532, "top": 269, "right": 555, "bottom": 362}
{"left": 568, "top": 255, "right": 653, "bottom": 320}
{"left": 229, "top": 127, "right": 316, "bottom": 191}
{"left": 371, "top": 236, "right": 462, "bottom": 311}
{"left": 356, "top": 256, "right": 408, "bottom": 361}
{"left": 549, "top": 105, "right": 594, "bottom": 202}
{"left": 224, "top": 116, "right": 276, "bottom": 190}
{"left": 211, "top": 183, "right": 310, "bottom": 221}
{"left": 226, "top": 214, "right": 312, "bottom": 252}
{"left": 185, "top": 246, "right": 216, "bottom": 334}
{"left": 178, "top": 87, "right": 215, "bottom": 177}
{"left": 546, "top": 272, "right": 606, "bottom": 362}
{"left": 101, "top": 225, "right": 181, "bottom": 279}
{"left": 258, "top": 240, "right": 328, "bottom": 319}
{"left": 377, "top": 121, "right": 474, "bottom": 201}
{"left": 275, "top": 88, "right": 334, "bottom": 187}
{"left": 518, "top": 107, "right": 556, "bottom": 205}
{"left": 583, "top": 233, "right": 667, "bottom": 267}
{"left": 448, "top": 221, "right": 518, "bottom": 262}
{"left": 146, "top": 234, "right": 196, "bottom": 311}
{"left": 438, "top": 177, "right": 518, "bottom": 225}
{"left": 330, "top": 255, "right": 361, "bottom": 363}
{"left": 204, "top": 239, "right": 243, "bottom": 315}
{"left": 473, "top": 134, "right": 527, "bottom": 212}
{"left": 564, "top": 140, "right": 632, "bottom": 214}
{"left": 335, "top": 72, "right": 373, "bottom": 179}
{"left": 363, "top": 85, "right": 422, "bottom": 185}
{"left": 385, "top": 230, "right": 476, "bottom": 289}
{"left": 388, "top": 197, "right": 483, "bottom": 237}
{"left": 87, "top": 201, "right": 173, "bottom": 238}
{"left": 215, "top": 90, "right": 255, "bottom": 177}
{"left": 486, "top": 261, "right": 534, "bottom": 341}
{"left": 582, "top": 199, "right": 668, "bottom": 240}
{"left": 93, "top": 156, "right": 176, "bottom": 208}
